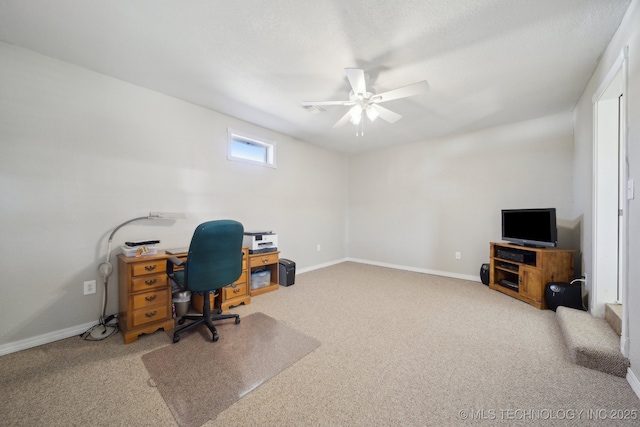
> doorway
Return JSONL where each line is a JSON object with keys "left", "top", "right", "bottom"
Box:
{"left": 592, "top": 48, "right": 628, "bottom": 356}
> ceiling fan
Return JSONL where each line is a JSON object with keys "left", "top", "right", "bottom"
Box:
{"left": 302, "top": 68, "right": 428, "bottom": 134}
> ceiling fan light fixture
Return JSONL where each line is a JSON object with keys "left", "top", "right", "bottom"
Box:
{"left": 350, "top": 105, "right": 363, "bottom": 125}
{"left": 366, "top": 106, "right": 379, "bottom": 122}
{"left": 302, "top": 68, "right": 428, "bottom": 131}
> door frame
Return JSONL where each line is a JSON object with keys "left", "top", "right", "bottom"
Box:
{"left": 591, "top": 47, "right": 629, "bottom": 356}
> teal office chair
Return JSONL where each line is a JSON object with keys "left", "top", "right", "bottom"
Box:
{"left": 166, "top": 220, "right": 243, "bottom": 343}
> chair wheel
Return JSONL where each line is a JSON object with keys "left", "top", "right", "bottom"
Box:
{"left": 212, "top": 333, "right": 219, "bottom": 342}
{"left": 178, "top": 318, "right": 185, "bottom": 325}
{"left": 235, "top": 317, "right": 240, "bottom": 324}
{"left": 173, "top": 335, "right": 180, "bottom": 343}
{"left": 217, "top": 309, "right": 223, "bottom": 315}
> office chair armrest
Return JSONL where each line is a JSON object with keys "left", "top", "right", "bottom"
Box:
{"left": 167, "top": 256, "right": 184, "bottom": 269}
{"left": 166, "top": 256, "right": 186, "bottom": 289}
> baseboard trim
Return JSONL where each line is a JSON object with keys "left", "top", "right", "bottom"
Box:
{"left": 627, "top": 368, "right": 640, "bottom": 400}
{"left": 297, "top": 258, "right": 348, "bottom": 275}
{"left": 0, "top": 321, "right": 97, "bottom": 357}
{"left": 347, "top": 258, "right": 481, "bottom": 282}
{"left": 621, "top": 335, "right": 630, "bottom": 357}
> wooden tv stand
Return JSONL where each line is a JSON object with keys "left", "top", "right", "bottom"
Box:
{"left": 489, "top": 242, "right": 577, "bottom": 309}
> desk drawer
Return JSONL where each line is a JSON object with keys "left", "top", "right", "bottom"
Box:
{"left": 223, "top": 282, "right": 248, "bottom": 300}
{"left": 131, "top": 274, "right": 167, "bottom": 292}
{"left": 251, "top": 253, "right": 278, "bottom": 267}
{"left": 132, "top": 260, "right": 166, "bottom": 276}
{"left": 131, "top": 305, "right": 169, "bottom": 327}
{"left": 132, "top": 289, "right": 169, "bottom": 310}
{"left": 233, "top": 272, "right": 246, "bottom": 285}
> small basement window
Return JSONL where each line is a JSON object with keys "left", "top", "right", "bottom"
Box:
{"left": 227, "top": 129, "right": 276, "bottom": 168}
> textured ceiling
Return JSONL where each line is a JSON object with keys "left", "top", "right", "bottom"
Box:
{"left": 0, "top": 0, "right": 631, "bottom": 154}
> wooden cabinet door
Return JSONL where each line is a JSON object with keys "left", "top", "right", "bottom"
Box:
{"left": 520, "top": 266, "right": 543, "bottom": 303}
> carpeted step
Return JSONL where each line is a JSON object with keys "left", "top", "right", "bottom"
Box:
{"left": 605, "top": 303, "right": 622, "bottom": 336}
{"left": 556, "top": 306, "right": 629, "bottom": 378}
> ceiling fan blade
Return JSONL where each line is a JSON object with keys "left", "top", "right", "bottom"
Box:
{"left": 370, "top": 80, "right": 429, "bottom": 103}
{"left": 345, "top": 68, "right": 367, "bottom": 96}
{"left": 370, "top": 104, "right": 402, "bottom": 123}
{"left": 301, "top": 100, "right": 355, "bottom": 107}
{"left": 333, "top": 109, "right": 354, "bottom": 128}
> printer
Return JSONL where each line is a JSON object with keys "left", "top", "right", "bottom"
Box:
{"left": 243, "top": 231, "right": 278, "bottom": 254}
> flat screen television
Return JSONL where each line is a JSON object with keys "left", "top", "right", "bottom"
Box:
{"left": 501, "top": 208, "right": 557, "bottom": 248}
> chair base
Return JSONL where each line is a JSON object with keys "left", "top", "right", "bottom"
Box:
{"left": 172, "top": 292, "right": 240, "bottom": 343}
{"left": 172, "top": 312, "right": 240, "bottom": 343}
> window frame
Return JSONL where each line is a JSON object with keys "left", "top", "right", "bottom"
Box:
{"left": 227, "top": 128, "right": 277, "bottom": 168}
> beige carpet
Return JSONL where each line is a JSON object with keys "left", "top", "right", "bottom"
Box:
{"left": 142, "top": 312, "right": 320, "bottom": 427}
{"left": 0, "top": 262, "right": 638, "bottom": 426}
{"left": 556, "top": 306, "right": 630, "bottom": 377}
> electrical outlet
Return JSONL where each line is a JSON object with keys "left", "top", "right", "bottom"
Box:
{"left": 455, "top": 252, "right": 461, "bottom": 260}
{"left": 317, "top": 244, "right": 321, "bottom": 251}
{"left": 84, "top": 280, "right": 96, "bottom": 295}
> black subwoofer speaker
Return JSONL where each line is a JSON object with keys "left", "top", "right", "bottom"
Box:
{"left": 480, "top": 263, "right": 490, "bottom": 285}
{"left": 545, "top": 282, "right": 583, "bottom": 311}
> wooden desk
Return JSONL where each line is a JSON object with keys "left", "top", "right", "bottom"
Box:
{"left": 220, "top": 247, "right": 251, "bottom": 310}
{"left": 248, "top": 251, "right": 280, "bottom": 296}
{"left": 118, "top": 251, "right": 181, "bottom": 344}
{"left": 117, "top": 247, "right": 250, "bottom": 343}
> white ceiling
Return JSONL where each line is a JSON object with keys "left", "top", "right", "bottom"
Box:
{"left": 0, "top": 0, "right": 631, "bottom": 154}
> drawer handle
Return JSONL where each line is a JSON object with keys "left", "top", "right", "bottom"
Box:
{"left": 233, "top": 288, "right": 240, "bottom": 294}
{"left": 144, "top": 265, "right": 157, "bottom": 272}
{"left": 262, "top": 258, "right": 268, "bottom": 264}
{"left": 145, "top": 295, "right": 157, "bottom": 302}
{"left": 145, "top": 279, "right": 157, "bottom": 286}
{"left": 145, "top": 311, "right": 157, "bottom": 318}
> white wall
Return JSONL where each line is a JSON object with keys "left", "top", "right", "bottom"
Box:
{"left": 573, "top": 0, "right": 640, "bottom": 385}
{"left": 0, "top": 42, "right": 348, "bottom": 348}
{"left": 348, "top": 113, "right": 575, "bottom": 278}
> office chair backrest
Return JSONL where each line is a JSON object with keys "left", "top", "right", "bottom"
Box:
{"left": 185, "top": 220, "right": 244, "bottom": 292}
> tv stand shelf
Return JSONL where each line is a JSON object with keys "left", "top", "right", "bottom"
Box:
{"left": 489, "top": 242, "right": 577, "bottom": 309}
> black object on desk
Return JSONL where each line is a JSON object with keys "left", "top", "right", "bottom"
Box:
{"left": 125, "top": 240, "right": 160, "bottom": 247}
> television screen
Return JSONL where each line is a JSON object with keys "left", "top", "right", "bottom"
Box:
{"left": 501, "top": 208, "right": 557, "bottom": 247}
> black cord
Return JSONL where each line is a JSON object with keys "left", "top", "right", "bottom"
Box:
{"left": 79, "top": 313, "right": 119, "bottom": 341}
